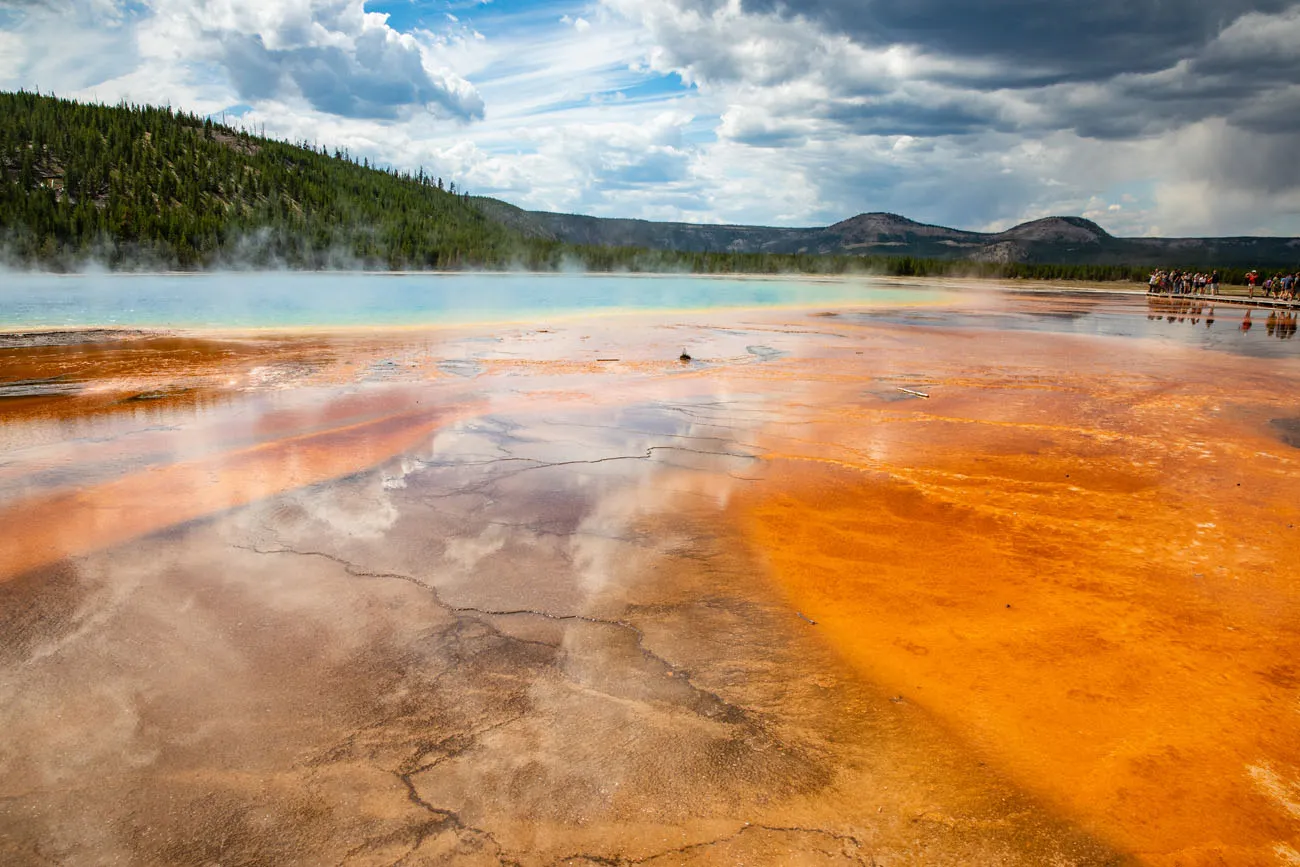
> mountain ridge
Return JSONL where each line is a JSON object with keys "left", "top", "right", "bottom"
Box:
{"left": 470, "top": 200, "right": 1299, "bottom": 269}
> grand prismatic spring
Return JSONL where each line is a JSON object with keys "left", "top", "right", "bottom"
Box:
{"left": 2, "top": 274, "right": 1299, "bottom": 866}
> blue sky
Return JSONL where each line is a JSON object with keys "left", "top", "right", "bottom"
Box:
{"left": 3, "top": 0, "right": 1299, "bottom": 236}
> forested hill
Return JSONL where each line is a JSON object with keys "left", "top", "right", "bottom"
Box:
{"left": 0, "top": 90, "right": 541, "bottom": 269}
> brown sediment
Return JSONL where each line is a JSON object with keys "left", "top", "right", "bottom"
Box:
{"left": 729, "top": 324, "right": 1300, "bottom": 864}
{"left": 0, "top": 328, "right": 158, "bottom": 348}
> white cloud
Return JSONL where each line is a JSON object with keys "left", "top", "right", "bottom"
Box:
{"left": 141, "top": 0, "right": 484, "bottom": 119}
{"left": 0, "top": 31, "right": 23, "bottom": 80}
{"left": 0, "top": 0, "right": 483, "bottom": 120}
{"left": 559, "top": 13, "right": 591, "bottom": 31}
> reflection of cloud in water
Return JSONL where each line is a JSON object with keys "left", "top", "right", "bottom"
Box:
{"left": 285, "top": 472, "right": 402, "bottom": 540}
{"left": 420, "top": 402, "right": 761, "bottom": 601}
{"left": 444, "top": 523, "right": 509, "bottom": 571}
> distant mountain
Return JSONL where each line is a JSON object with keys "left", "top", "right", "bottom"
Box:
{"left": 472, "top": 199, "right": 1300, "bottom": 269}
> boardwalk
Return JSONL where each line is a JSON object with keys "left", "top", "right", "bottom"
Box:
{"left": 1149, "top": 291, "right": 1300, "bottom": 310}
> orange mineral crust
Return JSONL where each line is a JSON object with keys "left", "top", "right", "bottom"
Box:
{"left": 0, "top": 330, "right": 446, "bottom": 428}
{"left": 3, "top": 294, "right": 1298, "bottom": 865}
{"left": 733, "top": 324, "right": 1300, "bottom": 865}
{"left": 0, "top": 392, "right": 476, "bottom": 581}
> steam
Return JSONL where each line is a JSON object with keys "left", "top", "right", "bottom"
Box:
{"left": 0, "top": 222, "right": 894, "bottom": 278}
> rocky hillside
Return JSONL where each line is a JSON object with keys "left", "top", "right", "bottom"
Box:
{"left": 473, "top": 200, "right": 1300, "bottom": 269}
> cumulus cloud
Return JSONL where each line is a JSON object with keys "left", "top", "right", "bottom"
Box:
{"left": 146, "top": 0, "right": 484, "bottom": 120}
{"left": 610, "top": 0, "right": 1300, "bottom": 138}
{"left": 0, "top": 0, "right": 142, "bottom": 95}
{"left": 2, "top": 0, "right": 483, "bottom": 120}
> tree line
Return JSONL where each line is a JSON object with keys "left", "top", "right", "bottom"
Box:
{"left": 0, "top": 90, "right": 1275, "bottom": 283}
{"left": 0, "top": 90, "right": 524, "bottom": 269}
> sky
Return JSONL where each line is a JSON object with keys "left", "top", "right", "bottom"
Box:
{"left": 3, "top": 0, "right": 1299, "bottom": 237}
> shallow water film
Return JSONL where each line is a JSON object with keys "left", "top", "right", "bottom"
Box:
{"left": 2, "top": 279, "right": 1299, "bottom": 866}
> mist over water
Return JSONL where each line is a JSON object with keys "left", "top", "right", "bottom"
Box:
{"left": 0, "top": 272, "right": 949, "bottom": 330}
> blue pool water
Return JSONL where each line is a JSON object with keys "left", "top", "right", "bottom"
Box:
{"left": 0, "top": 272, "right": 947, "bottom": 329}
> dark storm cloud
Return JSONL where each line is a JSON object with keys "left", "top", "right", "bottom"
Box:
{"left": 1202, "top": 127, "right": 1300, "bottom": 191}
{"left": 1228, "top": 90, "right": 1300, "bottom": 135}
{"left": 219, "top": 31, "right": 484, "bottom": 121}
{"left": 817, "top": 97, "right": 1010, "bottom": 137}
{"left": 739, "top": 0, "right": 1298, "bottom": 86}
{"left": 670, "top": 0, "right": 1300, "bottom": 141}
{"left": 622, "top": 0, "right": 1300, "bottom": 221}
{"left": 1036, "top": 7, "right": 1300, "bottom": 139}
{"left": 642, "top": 0, "right": 1300, "bottom": 142}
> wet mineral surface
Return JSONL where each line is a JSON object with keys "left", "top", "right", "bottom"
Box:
{"left": 1, "top": 289, "right": 1298, "bottom": 865}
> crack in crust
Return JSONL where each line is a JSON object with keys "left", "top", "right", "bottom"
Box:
{"left": 230, "top": 541, "right": 798, "bottom": 866}
{"left": 551, "top": 823, "right": 877, "bottom": 866}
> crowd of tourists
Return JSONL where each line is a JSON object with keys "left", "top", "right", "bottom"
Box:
{"left": 1147, "top": 269, "right": 1221, "bottom": 295}
{"left": 1242, "top": 270, "right": 1300, "bottom": 300}
{"left": 1148, "top": 268, "right": 1300, "bottom": 301}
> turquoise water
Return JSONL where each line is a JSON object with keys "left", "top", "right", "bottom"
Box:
{"left": 0, "top": 272, "right": 945, "bottom": 329}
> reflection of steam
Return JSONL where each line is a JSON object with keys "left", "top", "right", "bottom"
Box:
{"left": 3, "top": 559, "right": 142, "bottom": 669}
